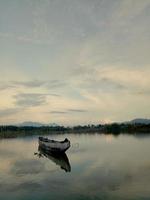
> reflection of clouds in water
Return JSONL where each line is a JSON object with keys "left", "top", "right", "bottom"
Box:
{"left": 116, "top": 164, "right": 150, "bottom": 198}
{"left": 0, "top": 134, "right": 150, "bottom": 199}
{"left": 0, "top": 159, "right": 13, "bottom": 172}
{"left": 0, "top": 182, "right": 41, "bottom": 192}
{"left": 11, "top": 159, "right": 44, "bottom": 176}
{"left": 70, "top": 160, "right": 150, "bottom": 198}
{"left": 65, "top": 134, "right": 150, "bottom": 198}
{"left": 43, "top": 178, "right": 70, "bottom": 190}
{"left": 12, "top": 182, "right": 41, "bottom": 192}
{"left": 69, "top": 144, "right": 85, "bottom": 154}
{"left": 0, "top": 139, "right": 36, "bottom": 157}
{"left": 69, "top": 163, "right": 131, "bottom": 195}
{"left": 0, "top": 148, "right": 16, "bottom": 158}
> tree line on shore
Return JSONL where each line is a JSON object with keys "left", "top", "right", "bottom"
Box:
{"left": 0, "top": 123, "right": 150, "bottom": 138}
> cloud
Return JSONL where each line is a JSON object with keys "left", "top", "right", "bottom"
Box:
{"left": 0, "top": 80, "right": 66, "bottom": 92}
{"left": 75, "top": 77, "right": 126, "bottom": 94}
{"left": 50, "top": 111, "right": 68, "bottom": 114}
{"left": 0, "top": 80, "right": 44, "bottom": 91}
{"left": 67, "top": 109, "right": 87, "bottom": 113}
{"left": 0, "top": 0, "right": 150, "bottom": 124}
{"left": 116, "top": 0, "right": 150, "bottom": 20}
{"left": 136, "top": 90, "right": 150, "bottom": 96}
{"left": 12, "top": 80, "right": 45, "bottom": 88}
{"left": 14, "top": 93, "right": 48, "bottom": 107}
{"left": 10, "top": 182, "right": 41, "bottom": 192}
{"left": 0, "top": 85, "right": 14, "bottom": 91}
{"left": 45, "top": 80, "right": 66, "bottom": 89}
{"left": 0, "top": 82, "right": 16, "bottom": 91}
{"left": 11, "top": 159, "right": 44, "bottom": 175}
{"left": 96, "top": 66, "right": 150, "bottom": 94}
{"left": 49, "top": 109, "right": 88, "bottom": 115}
{"left": 0, "top": 108, "right": 20, "bottom": 118}
{"left": 71, "top": 65, "right": 150, "bottom": 96}
{"left": 0, "top": 31, "right": 54, "bottom": 45}
{"left": 48, "top": 93, "right": 61, "bottom": 97}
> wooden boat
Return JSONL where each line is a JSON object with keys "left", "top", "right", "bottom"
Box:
{"left": 37, "top": 146, "right": 71, "bottom": 172}
{"left": 38, "top": 137, "right": 70, "bottom": 153}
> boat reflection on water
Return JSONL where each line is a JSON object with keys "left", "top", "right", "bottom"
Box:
{"left": 35, "top": 146, "right": 71, "bottom": 172}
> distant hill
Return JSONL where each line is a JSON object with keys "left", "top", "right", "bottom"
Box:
{"left": 126, "top": 118, "right": 150, "bottom": 125}
{"left": 8, "top": 119, "right": 150, "bottom": 127}
{"left": 17, "top": 121, "right": 58, "bottom": 127}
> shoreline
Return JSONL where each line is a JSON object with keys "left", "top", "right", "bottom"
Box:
{"left": 0, "top": 123, "right": 150, "bottom": 138}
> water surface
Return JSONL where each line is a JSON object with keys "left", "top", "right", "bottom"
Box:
{"left": 0, "top": 133, "right": 150, "bottom": 200}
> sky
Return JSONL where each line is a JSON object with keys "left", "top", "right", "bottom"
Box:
{"left": 0, "top": 0, "right": 150, "bottom": 125}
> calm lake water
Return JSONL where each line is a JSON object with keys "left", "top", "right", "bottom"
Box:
{"left": 0, "top": 133, "right": 150, "bottom": 200}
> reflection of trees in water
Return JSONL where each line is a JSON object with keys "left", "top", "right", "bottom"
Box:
{"left": 35, "top": 146, "right": 71, "bottom": 172}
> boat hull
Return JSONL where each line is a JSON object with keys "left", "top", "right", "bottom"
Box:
{"left": 38, "top": 137, "right": 70, "bottom": 153}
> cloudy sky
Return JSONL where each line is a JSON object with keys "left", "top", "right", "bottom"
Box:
{"left": 0, "top": 0, "right": 150, "bottom": 125}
